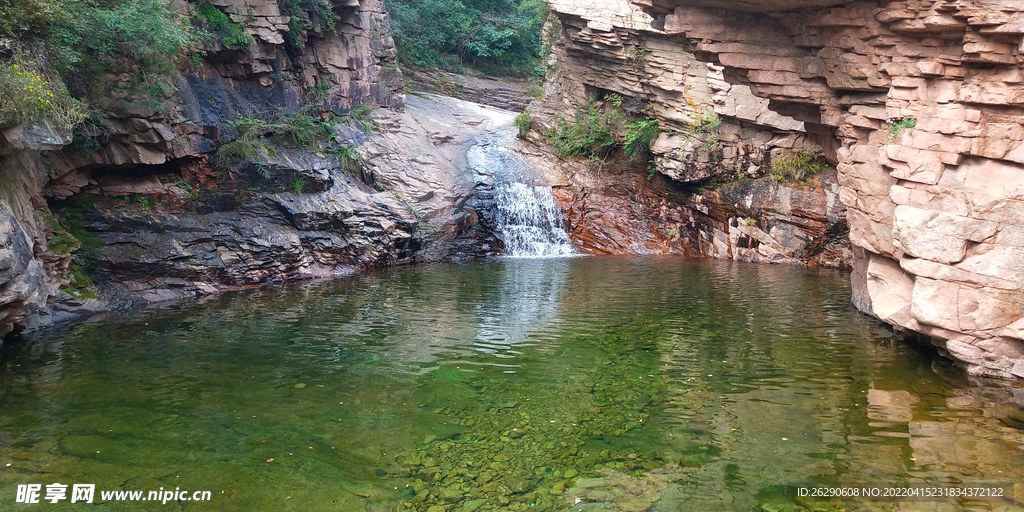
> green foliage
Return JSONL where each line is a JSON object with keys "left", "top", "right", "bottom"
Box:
{"left": 292, "top": 177, "right": 307, "bottom": 194}
{"left": 0, "top": 0, "right": 62, "bottom": 39}
{"left": 624, "top": 46, "right": 650, "bottom": 67}
{"left": 279, "top": 0, "right": 340, "bottom": 45}
{"left": 48, "top": 0, "right": 196, "bottom": 81}
{"left": 217, "top": 117, "right": 273, "bottom": 162}
{"left": 513, "top": 109, "right": 531, "bottom": 135}
{"left": 347, "top": 104, "right": 375, "bottom": 131}
{"left": 888, "top": 116, "right": 917, "bottom": 141}
{"left": 276, "top": 113, "right": 333, "bottom": 149}
{"left": 0, "top": 60, "right": 86, "bottom": 128}
{"left": 176, "top": 179, "right": 200, "bottom": 200}
{"left": 196, "top": 3, "right": 252, "bottom": 50}
{"left": 2, "top": 0, "right": 199, "bottom": 104}
{"left": 770, "top": 147, "right": 826, "bottom": 182}
{"left": 623, "top": 117, "right": 659, "bottom": 159}
{"left": 348, "top": 104, "right": 373, "bottom": 119}
{"left": 701, "top": 135, "right": 720, "bottom": 152}
{"left": 544, "top": 104, "right": 617, "bottom": 159}
{"left": 385, "top": 0, "right": 547, "bottom": 76}
{"left": 64, "top": 263, "right": 98, "bottom": 300}
{"left": 136, "top": 196, "right": 155, "bottom": 211}
{"left": 222, "top": 21, "right": 254, "bottom": 50}
{"left": 335, "top": 144, "right": 363, "bottom": 174}
{"left": 678, "top": 109, "right": 722, "bottom": 160}
{"left": 198, "top": 4, "right": 230, "bottom": 28}
{"left": 683, "top": 110, "right": 721, "bottom": 142}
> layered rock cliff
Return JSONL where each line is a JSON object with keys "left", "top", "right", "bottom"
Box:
{"left": 527, "top": 0, "right": 852, "bottom": 266}
{"left": 532, "top": 0, "right": 1022, "bottom": 377}
{"left": 0, "top": 0, "right": 502, "bottom": 339}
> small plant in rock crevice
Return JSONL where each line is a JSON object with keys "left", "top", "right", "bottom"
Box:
{"left": 217, "top": 117, "right": 274, "bottom": 162}
{"left": 681, "top": 110, "right": 721, "bottom": 146}
{"left": 887, "top": 116, "right": 917, "bottom": 141}
{"left": 544, "top": 102, "right": 618, "bottom": 159}
{"left": 624, "top": 117, "right": 659, "bottom": 160}
{"left": 176, "top": 179, "right": 200, "bottom": 200}
{"left": 335, "top": 144, "right": 364, "bottom": 174}
{"left": 624, "top": 46, "right": 650, "bottom": 68}
{"left": 514, "top": 109, "right": 532, "bottom": 136}
{"left": 770, "top": 146, "right": 827, "bottom": 182}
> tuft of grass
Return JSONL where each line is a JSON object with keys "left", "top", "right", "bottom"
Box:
{"left": 349, "top": 104, "right": 374, "bottom": 120}
{"left": 682, "top": 110, "right": 721, "bottom": 144}
{"left": 217, "top": 117, "right": 273, "bottom": 161}
{"left": 335, "top": 144, "right": 363, "bottom": 174}
{"left": 513, "top": 109, "right": 531, "bottom": 135}
{"left": 888, "top": 116, "right": 916, "bottom": 141}
{"left": 701, "top": 135, "right": 720, "bottom": 152}
{"left": 198, "top": 4, "right": 230, "bottom": 28}
{"left": 624, "top": 117, "right": 659, "bottom": 159}
{"left": 341, "top": 104, "right": 375, "bottom": 131}
{"left": 624, "top": 46, "right": 650, "bottom": 68}
{"left": 771, "top": 147, "right": 826, "bottom": 182}
{"left": 276, "top": 113, "right": 334, "bottom": 149}
{"left": 222, "top": 21, "right": 254, "bottom": 50}
{"left": 176, "top": 179, "right": 200, "bottom": 200}
{"left": 544, "top": 104, "right": 617, "bottom": 159}
{"left": 292, "top": 177, "right": 307, "bottom": 194}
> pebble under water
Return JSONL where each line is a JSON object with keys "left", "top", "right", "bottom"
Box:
{"left": 1, "top": 257, "right": 1021, "bottom": 512}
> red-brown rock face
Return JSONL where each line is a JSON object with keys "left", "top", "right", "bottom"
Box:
{"left": 530, "top": 0, "right": 851, "bottom": 269}
{"left": 623, "top": 0, "right": 1023, "bottom": 377}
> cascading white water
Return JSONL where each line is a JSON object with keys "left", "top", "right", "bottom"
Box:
{"left": 468, "top": 127, "right": 575, "bottom": 257}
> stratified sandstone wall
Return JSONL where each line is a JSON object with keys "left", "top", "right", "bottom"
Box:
{"left": 530, "top": 0, "right": 851, "bottom": 265}
{"left": 626, "top": 0, "right": 1023, "bottom": 377}
{"left": 0, "top": 0, "right": 499, "bottom": 338}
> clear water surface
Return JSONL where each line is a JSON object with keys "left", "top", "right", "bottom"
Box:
{"left": 1, "top": 257, "right": 1021, "bottom": 512}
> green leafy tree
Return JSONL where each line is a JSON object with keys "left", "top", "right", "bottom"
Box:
{"left": 385, "top": 0, "right": 547, "bottom": 76}
{"left": 1, "top": 0, "right": 199, "bottom": 101}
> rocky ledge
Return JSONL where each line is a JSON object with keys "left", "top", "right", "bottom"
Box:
{"left": 527, "top": 0, "right": 852, "bottom": 267}
{"left": 525, "top": 0, "right": 1022, "bottom": 377}
{"left": 0, "top": 1, "right": 507, "bottom": 341}
{"left": 625, "top": 0, "right": 1022, "bottom": 377}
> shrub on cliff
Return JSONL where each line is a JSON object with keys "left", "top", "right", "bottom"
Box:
{"left": 513, "top": 109, "right": 531, "bottom": 136}
{"left": 624, "top": 117, "right": 659, "bottom": 160}
{"left": 1, "top": 0, "right": 199, "bottom": 105}
{"left": 0, "top": 60, "right": 86, "bottom": 128}
{"left": 770, "top": 147, "right": 826, "bottom": 182}
{"left": 385, "top": 0, "right": 547, "bottom": 77}
{"left": 545, "top": 105, "right": 617, "bottom": 158}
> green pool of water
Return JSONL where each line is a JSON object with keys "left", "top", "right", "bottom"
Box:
{"left": 2, "top": 257, "right": 1021, "bottom": 512}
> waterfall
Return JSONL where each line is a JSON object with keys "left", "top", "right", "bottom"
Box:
{"left": 468, "top": 127, "right": 576, "bottom": 258}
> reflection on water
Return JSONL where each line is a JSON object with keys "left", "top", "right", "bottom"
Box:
{"left": 1, "top": 257, "right": 1021, "bottom": 512}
